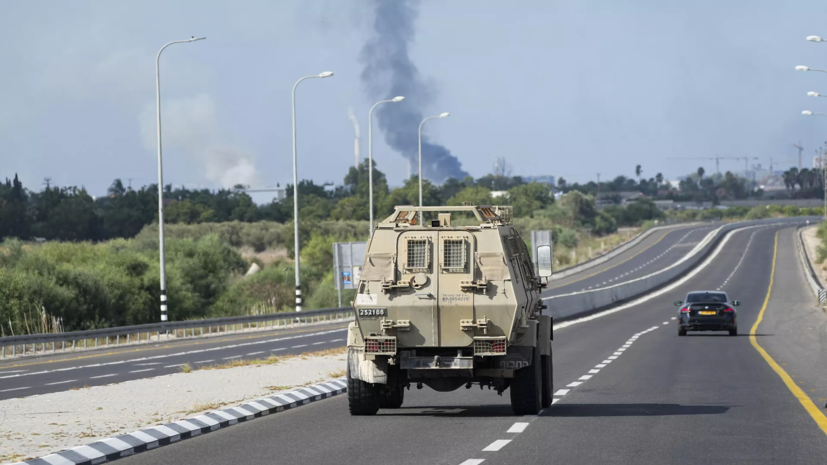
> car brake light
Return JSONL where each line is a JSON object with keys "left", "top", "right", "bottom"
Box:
{"left": 722, "top": 307, "right": 734, "bottom": 313}
{"left": 680, "top": 307, "right": 690, "bottom": 313}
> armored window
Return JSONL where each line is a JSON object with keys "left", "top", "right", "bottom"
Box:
{"left": 406, "top": 239, "right": 429, "bottom": 271}
{"left": 442, "top": 239, "right": 466, "bottom": 272}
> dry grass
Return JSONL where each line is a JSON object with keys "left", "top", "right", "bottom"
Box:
{"left": 328, "top": 369, "right": 346, "bottom": 378}
{"left": 300, "top": 346, "right": 347, "bottom": 358}
{"left": 198, "top": 355, "right": 286, "bottom": 371}
{"left": 179, "top": 363, "right": 192, "bottom": 373}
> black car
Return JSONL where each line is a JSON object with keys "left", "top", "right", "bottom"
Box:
{"left": 674, "top": 291, "right": 740, "bottom": 336}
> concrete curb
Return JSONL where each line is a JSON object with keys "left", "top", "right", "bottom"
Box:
{"left": 11, "top": 378, "right": 347, "bottom": 465}
{"left": 795, "top": 225, "right": 825, "bottom": 304}
{"left": 550, "top": 222, "right": 705, "bottom": 281}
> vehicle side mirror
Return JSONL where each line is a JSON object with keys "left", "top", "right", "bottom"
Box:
{"left": 537, "top": 245, "right": 552, "bottom": 278}
{"left": 732, "top": 300, "right": 740, "bottom": 307}
{"left": 674, "top": 301, "right": 683, "bottom": 306}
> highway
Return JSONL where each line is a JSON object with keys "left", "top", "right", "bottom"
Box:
{"left": 111, "top": 222, "right": 827, "bottom": 465}
{"left": 0, "top": 223, "right": 716, "bottom": 400}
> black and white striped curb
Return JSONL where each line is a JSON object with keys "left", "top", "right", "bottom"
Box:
{"left": 12, "top": 378, "right": 347, "bottom": 465}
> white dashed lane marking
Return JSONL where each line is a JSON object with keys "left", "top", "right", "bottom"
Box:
{"left": 554, "top": 389, "right": 570, "bottom": 396}
{"left": 0, "top": 386, "right": 29, "bottom": 393}
{"left": 45, "top": 379, "right": 77, "bottom": 386}
{"left": 459, "top": 460, "right": 485, "bottom": 465}
{"left": 483, "top": 440, "right": 512, "bottom": 452}
{"left": 195, "top": 360, "right": 214, "bottom": 364}
{"left": 246, "top": 351, "right": 264, "bottom": 356}
{"left": 128, "top": 369, "right": 154, "bottom": 374}
{"left": 567, "top": 382, "right": 582, "bottom": 387}
{"left": 90, "top": 373, "right": 117, "bottom": 379}
{"left": 507, "top": 422, "right": 530, "bottom": 433}
{"left": 222, "top": 356, "right": 242, "bottom": 360}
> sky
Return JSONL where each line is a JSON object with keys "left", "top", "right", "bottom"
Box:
{"left": 2, "top": 0, "right": 827, "bottom": 198}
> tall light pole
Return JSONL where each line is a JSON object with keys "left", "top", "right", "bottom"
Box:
{"left": 367, "top": 96, "right": 405, "bottom": 239}
{"left": 802, "top": 112, "right": 827, "bottom": 220}
{"left": 596, "top": 173, "right": 601, "bottom": 203}
{"left": 155, "top": 36, "right": 205, "bottom": 324}
{"left": 418, "top": 112, "right": 450, "bottom": 223}
{"left": 291, "top": 71, "right": 333, "bottom": 312}
{"left": 796, "top": 65, "right": 827, "bottom": 75}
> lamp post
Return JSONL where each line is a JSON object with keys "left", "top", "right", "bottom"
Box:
{"left": 155, "top": 36, "right": 205, "bottom": 324}
{"left": 417, "top": 112, "right": 450, "bottom": 223}
{"left": 796, "top": 65, "right": 827, "bottom": 75}
{"left": 367, "top": 96, "right": 405, "bottom": 239}
{"left": 802, "top": 112, "right": 827, "bottom": 220}
{"left": 291, "top": 71, "right": 334, "bottom": 312}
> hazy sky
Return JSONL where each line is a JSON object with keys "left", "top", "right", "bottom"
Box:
{"left": 3, "top": 0, "right": 827, "bottom": 196}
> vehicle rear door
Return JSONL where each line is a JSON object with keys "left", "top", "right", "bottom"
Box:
{"left": 396, "top": 231, "right": 439, "bottom": 347}
{"left": 437, "top": 231, "right": 476, "bottom": 347}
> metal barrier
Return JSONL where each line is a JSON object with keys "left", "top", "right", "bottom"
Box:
{"left": 546, "top": 217, "right": 819, "bottom": 322}
{"left": 795, "top": 225, "right": 826, "bottom": 304}
{"left": 0, "top": 306, "right": 353, "bottom": 359}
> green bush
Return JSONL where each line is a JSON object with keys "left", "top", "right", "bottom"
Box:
{"left": 558, "top": 229, "right": 579, "bottom": 249}
{"left": 745, "top": 206, "right": 770, "bottom": 220}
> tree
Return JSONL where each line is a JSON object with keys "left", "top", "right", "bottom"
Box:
{"left": 635, "top": 164, "right": 642, "bottom": 180}
{"left": 697, "top": 166, "right": 705, "bottom": 180}
{"left": 655, "top": 172, "right": 664, "bottom": 185}
{"left": 447, "top": 186, "right": 493, "bottom": 206}
{"left": 507, "top": 182, "right": 552, "bottom": 217}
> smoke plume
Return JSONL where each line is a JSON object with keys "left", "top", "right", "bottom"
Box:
{"left": 140, "top": 94, "right": 259, "bottom": 188}
{"left": 360, "top": 0, "right": 468, "bottom": 183}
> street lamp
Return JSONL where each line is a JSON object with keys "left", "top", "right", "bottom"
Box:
{"left": 367, "top": 96, "right": 405, "bottom": 239}
{"left": 808, "top": 91, "right": 827, "bottom": 97}
{"left": 803, "top": 110, "right": 827, "bottom": 116}
{"left": 291, "top": 71, "right": 334, "bottom": 312}
{"left": 155, "top": 36, "right": 205, "bottom": 324}
{"left": 417, "top": 112, "right": 450, "bottom": 223}
{"left": 807, "top": 35, "right": 824, "bottom": 42}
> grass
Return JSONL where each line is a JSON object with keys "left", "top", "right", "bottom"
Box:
{"left": 183, "top": 346, "right": 348, "bottom": 372}
{"left": 179, "top": 363, "right": 192, "bottom": 373}
{"left": 328, "top": 369, "right": 346, "bottom": 378}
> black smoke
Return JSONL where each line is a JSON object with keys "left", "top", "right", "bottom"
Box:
{"left": 360, "top": 0, "right": 468, "bottom": 183}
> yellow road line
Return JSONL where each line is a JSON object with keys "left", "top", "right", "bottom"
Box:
{"left": 750, "top": 231, "right": 827, "bottom": 436}
{"left": 548, "top": 227, "right": 678, "bottom": 290}
{"left": 0, "top": 323, "right": 349, "bottom": 371}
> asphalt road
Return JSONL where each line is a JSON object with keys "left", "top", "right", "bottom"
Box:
{"left": 0, "top": 322, "right": 348, "bottom": 401}
{"left": 0, "top": 223, "right": 712, "bottom": 400}
{"left": 114, "top": 222, "right": 827, "bottom": 465}
{"left": 544, "top": 223, "right": 717, "bottom": 295}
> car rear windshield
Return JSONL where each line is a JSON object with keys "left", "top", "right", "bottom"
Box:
{"left": 686, "top": 292, "right": 727, "bottom": 303}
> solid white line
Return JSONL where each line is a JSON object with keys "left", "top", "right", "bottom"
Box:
{"left": 222, "top": 356, "right": 242, "bottom": 360}
{"left": 579, "top": 375, "right": 593, "bottom": 380}
{"left": 246, "top": 351, "right": 264, "bottom": 356}
{"left": 128, "top": 369, "right": 154, "bottom": 374}
{"left": 0, "top": 386, "right": 29, "bottom": 393}
{"left": 46, "top": 379, "right": 78, "bottom": 386}
{"left": 195, "top": 360, "right": 214, "bottom": 364}
{"left": 482, "top": 440, "right": 511, "bottom": 452}
{"left": 507, "top": 422, "right": 530, "bottom": 433}
{"left": 554, "top": 389, "right": 570, "bottom": 396}
{"left": 459, "top": 460, "right": 485, "bottom": 465}
{"left": 588, "top": 369, "right": 600, "bottom": 374}
{"left": 90, "top": 373, "right": 117, "bottom": 379}
{"left": 566, "top": 382, "right": 582, "bottom": 387}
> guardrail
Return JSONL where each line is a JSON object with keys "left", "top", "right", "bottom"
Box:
{"left": 546, "top": 217, "right": 819, "bottom": 322}
{"left": 795, "top": 224, "right": 826, "bottom": 304}
{"left": 550, "top": 221, "right": 707, "bottom": 281}
{"left": 0, "top": 306, "right": 353, "bottom": 359}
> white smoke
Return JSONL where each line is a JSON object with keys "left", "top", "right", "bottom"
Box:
{"left": 140, "top": 93, "right": 259, "bottom": 188}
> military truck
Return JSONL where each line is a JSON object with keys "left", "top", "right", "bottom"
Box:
{"left": 347, "top": 205, "right": 554, "bottom": 415}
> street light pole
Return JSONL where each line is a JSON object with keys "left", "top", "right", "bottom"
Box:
{"left": 596, "top": 173, "right": 601, "bottom": 203}
{"left": 367, "top": 96, "right": 405, "bottom": 240}
{"left": 155, "top": 36, "right": 205, "bottom": 324}
{"left": 291, "top": 71, "right": 333, "bottom": 312}
{"left": 417, "top": 112, "right": 450, "bottom": 224}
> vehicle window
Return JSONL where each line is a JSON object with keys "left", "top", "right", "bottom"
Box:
{"left": 686, "top": 292, "right": 727, "bottom": 303}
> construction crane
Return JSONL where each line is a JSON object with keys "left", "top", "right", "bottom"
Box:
{"left": 794, "top": 142, "right": 804, "bottom": 170}
{"left": 727, "top": 156, "right": 759, "bottom": 178}
{"left": 769, "top": 158, "right": 799, "bottom": 173}
{"left": 668, "top": 155, "right": 728, "bottom": 174}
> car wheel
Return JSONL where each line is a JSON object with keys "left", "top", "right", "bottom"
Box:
{"left": 729, "top": 327, "right": 737, "bottom": 336}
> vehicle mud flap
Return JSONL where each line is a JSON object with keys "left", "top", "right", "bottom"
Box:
{"left": 379, "top": 364, "right": 405, "bottom": 409}
{"left": 541, "top": 346, "right": 553, "bottom": 408}
{"left": 348, "top": 347, "right": 388, "bottom": 384}
{"left": 510, "top": 345, "right": 542, "bottom": 415}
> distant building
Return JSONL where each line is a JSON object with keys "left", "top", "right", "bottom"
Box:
{"left": 522, "top": 175, "right": 555, "bottom": 186}
{"left": 491, "top": 190, "right": 509, "bottom": 199}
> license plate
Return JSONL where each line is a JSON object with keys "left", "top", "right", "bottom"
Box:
{"left": 699, "top": 310, "right": 716, "bottom": 315}
{"left": 358, "top": 308, "right": 386, "bottom": 317}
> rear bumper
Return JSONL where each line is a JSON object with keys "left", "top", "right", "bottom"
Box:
{"left": 679, "top": 315, "right": 736, "bottom": 330}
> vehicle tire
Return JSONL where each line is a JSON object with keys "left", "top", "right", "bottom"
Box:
{"left": 347, "top": 365, "right": 379, "bottom": 415}
{"left": 729, "top": 327, "right": 738, "bottom": 336}
{"left": 378, "top": 366, "right": 405, "bottom": 409}
{"left": 678, "top": 327, "right": 686, "bottom": 336}
{"left": 541, "top": 348, "right": 553, "bottom": 409}
{"left": 510, "top": 345, "right": 542, "bottom": 415}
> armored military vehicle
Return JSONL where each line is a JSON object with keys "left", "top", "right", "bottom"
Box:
{"left": 347, "top": 205, "right": 553, "bottom": 415}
